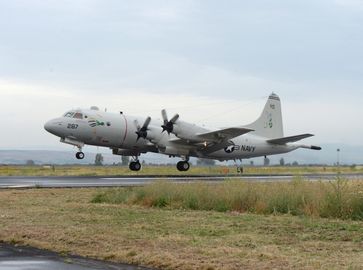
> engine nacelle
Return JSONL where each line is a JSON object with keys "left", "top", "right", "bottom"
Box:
{"left": 145, "top": 126, "right": 163, "bottom": 143}
{"left": 172, "top": 121, "right": 206, "bottom": 141}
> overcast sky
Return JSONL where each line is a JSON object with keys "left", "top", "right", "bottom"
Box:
{"left": 1, "top": 0, "right": 362, "bottom": 150}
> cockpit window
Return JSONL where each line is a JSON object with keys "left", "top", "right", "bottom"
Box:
{"left": 73, "top": 112, "right": 83, "bottom": 119}
{"left": 63, "top": 112, "right": 75, "bottom": 118}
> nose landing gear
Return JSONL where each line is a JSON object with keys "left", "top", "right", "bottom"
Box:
{"left": 76, "top": 150, "right": 85, "bottom": 160}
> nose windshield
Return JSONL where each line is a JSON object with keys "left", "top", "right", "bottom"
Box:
{"left": 73, "top": 112, "right": 83, "bottom": 119}
{"left": 63, "top": 111, "right": 83, "bottom": 119}
{"left": 63, "top": 111, "right": 74, "bottom": 117}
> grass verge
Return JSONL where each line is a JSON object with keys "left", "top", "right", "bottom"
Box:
{"left": 0, "top": 165, "right": 362, "bottom": 176}
{"left": 0, "top": 187, "right": 362, "bottom": 269}
{"left": 92, "top": 179, "right": 363, "bottom": 220}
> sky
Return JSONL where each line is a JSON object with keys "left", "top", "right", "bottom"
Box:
{"left": 0, "top": 0, "right": 363, "bottom": 151}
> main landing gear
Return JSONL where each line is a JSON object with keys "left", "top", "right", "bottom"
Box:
{"left": 177, "top": 159, "right": 190, "bottom": 172}
{"left": 129, "top": 156, "right": 141, "bottom": 171}
{"left": 129, "top": 161, "right": 141, "bottom": 171}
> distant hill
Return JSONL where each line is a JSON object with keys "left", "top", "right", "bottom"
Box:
{"left": 0, "top": 144, "right": 362, "bottom": 166}
{"left": 0, "top": 150, "right": 179, "bottom": 165}
{"left": 279, "top": 143, "right": 363, "bottom": 165}
{"left": 0, "top": 150, "right": 119, "bottom": 165}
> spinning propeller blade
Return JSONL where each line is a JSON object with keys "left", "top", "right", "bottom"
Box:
{"left": 161, "top": 109, "right": 179, "bottom": 134}
{"left": 134, "top": 116, "right": 151, "bottom": 141}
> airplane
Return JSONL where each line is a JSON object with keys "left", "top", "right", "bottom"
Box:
{"left": 44, "top": 93, "right": 321, "bottom": 171}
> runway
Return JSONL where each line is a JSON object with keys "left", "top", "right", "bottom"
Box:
{"left": 0, "top": 243, "right": 153, "bottom": 270}
{"left": 0, "top": 173, "right": 361, "bottom": 189}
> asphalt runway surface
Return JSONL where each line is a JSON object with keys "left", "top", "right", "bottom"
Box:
{"left": 0, "top": 173, "right": 361, "bottom": 189}
{"left": 0, "top": 243, "right": 152, "bottom": 270}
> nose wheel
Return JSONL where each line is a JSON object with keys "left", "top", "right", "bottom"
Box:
{"left": 76, "top": 152, "right": 85, "bottom": 160}
{"left": 177, "top": 161, "right": 190, "bottom": 171}
{"left": 129, "top": 161, "right": 141, "bottom": 171}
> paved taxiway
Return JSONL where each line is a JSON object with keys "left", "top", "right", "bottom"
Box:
{"left": 0, "top": 174, "right": 361, "bottom": 188}
{"left": 0, "top": 243, "right": 152, "bottom": 270}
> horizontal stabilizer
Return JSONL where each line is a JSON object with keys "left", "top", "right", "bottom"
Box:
{"left": 267, "top": 134, "right": 314, "bottom": 145}
{"left": 197, "top": 127, "right": 254, "bottom": 142}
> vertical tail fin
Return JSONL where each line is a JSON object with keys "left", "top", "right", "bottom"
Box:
{"left": 244, "top": 93, "right": 284, "bottom": 139}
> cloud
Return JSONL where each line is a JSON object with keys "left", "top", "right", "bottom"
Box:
{"left": 0, "top": 1, "right": 362, "bottom": 150}
{"left": 0, "top": 78, "right": 262, "bottom": 149}
{"left": 0, "top": 79, "right": 74, "bottom": 98}
{"left": 1, "top": 77, "right": 362, "bottom": 151}
{"left": 334, "top": 0, "right": 363, "bottom": 9}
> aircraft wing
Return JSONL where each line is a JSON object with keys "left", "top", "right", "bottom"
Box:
{"left": 196, "top": 127, "right": 254, "bottom": 142}
{"left": 267, "top": 133, "right": 314, "bottom": 145}
{"left": 169, "top": 127, "right": 253, "bottom": 144}
{"left": 168, "top": 127, "right": 253, "bottom": 154}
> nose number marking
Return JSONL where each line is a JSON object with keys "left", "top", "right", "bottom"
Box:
{"left": 67, "top": 124, "right": 79, "bottom": 129}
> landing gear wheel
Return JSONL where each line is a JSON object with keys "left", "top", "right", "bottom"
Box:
{"left": 76, "top": 152, "right": 85, "bottom": 160}
{"left": 177, "top": 161, "right": 190, "bottom": 172}
{"left": 129, "top": 161, "right": 141, "bottom": 171}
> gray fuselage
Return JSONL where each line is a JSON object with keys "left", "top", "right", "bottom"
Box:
{"left": 44, "top": 108, "right": 298, "bottom": 161}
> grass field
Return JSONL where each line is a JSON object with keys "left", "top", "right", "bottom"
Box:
{"left": 93, "top": 179, "right": 363, "bottom": 220}
{"left": 0, "top": 183, "right": 362, "bottom": 269}
{"left": 0, "top": 164, "right": 362, "bottom": 176}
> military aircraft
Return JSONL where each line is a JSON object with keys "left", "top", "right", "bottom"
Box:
{"left": 44, "top": 93, "right": 321, "bottom": 171}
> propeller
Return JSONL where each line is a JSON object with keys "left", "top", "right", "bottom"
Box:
{"left": 161, "top": 109, "right": 179, "bottom": 134}
{"left": 134, "top": 116, "right": 151, "bottom": 141}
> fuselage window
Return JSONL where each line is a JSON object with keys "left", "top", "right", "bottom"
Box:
{"left": 73, "top": 113, "right": 83, "bottom": 119}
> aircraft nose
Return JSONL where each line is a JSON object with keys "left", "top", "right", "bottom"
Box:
{"left": 44, "top": 120, "right": 53, "bottom": 133}
{"left": 44, "top": 119, "right": 61, "bottom": 135}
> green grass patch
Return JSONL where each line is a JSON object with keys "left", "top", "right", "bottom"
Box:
{"left": 93, "top": 178, "right": 363, "bottom": 220}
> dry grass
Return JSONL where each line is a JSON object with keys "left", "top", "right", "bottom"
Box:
{"left": 93, "top": 178, "right": 363, "bottom": 220}
{"left": 0, "top": 165, "right": 228, "bottom": 176}
{"left": 0, "top": 165, "right": 362, "bottom": 176}
{"left": 0, "top": 188, "right": 362, "bottom": 269}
